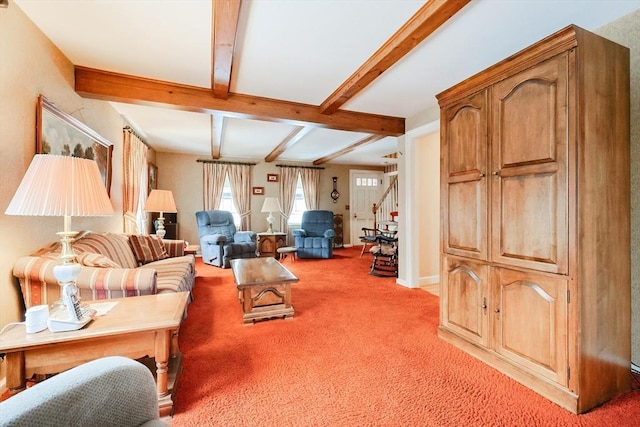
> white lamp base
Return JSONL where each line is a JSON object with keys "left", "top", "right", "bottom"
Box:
{"left": 266, "top": 212, "right": 275, "bottom": 233}
{"left": 155, "top": 216, "right": 166, "bottom": 239}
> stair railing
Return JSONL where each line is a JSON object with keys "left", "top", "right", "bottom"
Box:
{"left": 371, "top": 175, "right": 398, "bottom": 230}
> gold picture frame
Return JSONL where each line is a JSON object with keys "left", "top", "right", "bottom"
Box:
{"left": 148, "top": 162, "right": 158, "bottom": 194}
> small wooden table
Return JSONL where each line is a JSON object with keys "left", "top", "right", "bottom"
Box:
{"left": 257, "top": 232, "right": 287, "bottom": 258}
{"left": 184, "top": 244, "right": 200, "bottom": 256}
{"left": 0, "top": 292, "right": 188, "bottom": 417}
{"left": 231, "top": 257, "right": 299, "bottom": 324}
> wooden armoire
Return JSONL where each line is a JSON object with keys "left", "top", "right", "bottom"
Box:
{"left": 437, "top": 25, "right": 630, "bottom": 414}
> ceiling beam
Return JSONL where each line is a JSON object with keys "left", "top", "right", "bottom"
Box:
{"left": 319, "top": 0, "right": 471, "bottom": 114}
{"left": 75, "top": 66, "right": 405, "bottom": 136}
{"left": 264, "top": 126, "right": 312, "bottom": 163}
{"left": 210, "top": 114, "right": 224, "bottom": 158}
{"left": 313, "top": 134, "right": 385, "bottom": 165}
{"left": 212, "top": 0, "right": 242, "bottom": 99}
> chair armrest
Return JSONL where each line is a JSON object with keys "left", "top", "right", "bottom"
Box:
{"left": 324, "top": 229, "right": 336, "bottom": 239}
{"left": 235, "top": 231, "right": 257, "bottom": 243}
{"left": 201, "top": 234, "right": 227, "bottom": 244}
{"left": 0, "top": 356, "right": 167, "bottom": 427}
{"left": 162, "top": 239, "right": 185, "bottom": 257}
{"left": 292, "top": 229, "right": 306, "bottom": 237}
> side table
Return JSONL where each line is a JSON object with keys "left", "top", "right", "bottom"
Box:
{"left": 257, "top": 232, "right": 286, "bottom": 258}
{"left": 184, "top": 245, "right": 200, "bottom": 256}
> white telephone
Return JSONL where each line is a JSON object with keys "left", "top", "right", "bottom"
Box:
{"left": 47, "top": 283, "right": 96, "bottom": 332}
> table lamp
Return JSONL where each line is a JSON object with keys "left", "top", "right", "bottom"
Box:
{"left": 261, "top": 197, "right": 281, "bottom": 233}
{"left": 144, "top": 189, "right": 177, "bottom": 238}
{"left": 5, "top": 154, "right": 114, "bottom": 293}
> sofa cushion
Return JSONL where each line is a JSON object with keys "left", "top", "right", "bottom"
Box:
{"left": 74, "top": 233, "right": 138, "bottom": 269}
{"left": 77, "top": 252, "right": 121, "bottom": 268}
{"left": 129, "top": 235, "right": 169, "bottom": 264}
{"left": 141, "top": 256, "right": 195, "bottom": 294}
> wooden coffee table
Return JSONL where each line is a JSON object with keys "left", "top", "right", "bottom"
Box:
{"left": 0, "top": 292, "right": 188, "bottom": 417}
{"left": 231, "top": 257, "right": 299, "bottom": 324}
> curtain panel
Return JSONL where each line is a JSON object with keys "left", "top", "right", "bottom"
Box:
{"left": 122, "top": 129, "right": 148, "bottom": 234}
{"left": 300, "top": 168, "right": 320, "bottom": 210}
{"left": 203, "top": 162, "right": 228, "bottom": 210}
{"left": 228, "top": 164, "right": 252, "bottom": 230}
{"left": 279, "top": 168, "right": 299, "bottom": 234}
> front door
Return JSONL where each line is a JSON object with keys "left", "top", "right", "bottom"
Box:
{"left": 349, "top": 170, "right": 383, "bottom": 245}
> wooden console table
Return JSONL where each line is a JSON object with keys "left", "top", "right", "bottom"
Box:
{"left": 257, "top": 232, "right": 287, "bottom": 258}
{"left": 231, "top": 257, "right": 299, "bottom": 324}
{"left": 0, "top": 292, "right": 188, "bottom": 417}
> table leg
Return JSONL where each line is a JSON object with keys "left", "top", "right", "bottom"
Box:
{"left": 5, "top": 352, "right": 26, "bottom": 394}
{"left": 155, "top": 329, "right": 171, "bottom": 397}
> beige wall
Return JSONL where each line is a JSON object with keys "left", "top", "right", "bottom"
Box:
{"left": 595, "top": 9, "right": 640, "bottom": 366}
{"left": 416, "top": 132, "right": 440, "bottom": 282}
{"left": 0, "top": 1, "right": 125, "bottom": 338}
{"left": 155, "top": 153, "right": 382, "bottom": 248}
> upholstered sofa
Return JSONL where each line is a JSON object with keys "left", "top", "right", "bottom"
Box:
{"left": 293, "top": 210, "right": 335, "bottom": 259}
{"left": 195, "top": 210, "right": 257, "bottom": 268}
{"left": 13, "top": 231, "right": 196, "bottom": 308}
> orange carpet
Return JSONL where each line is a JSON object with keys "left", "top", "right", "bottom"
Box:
{"left": 170, "top": 247, "right": 640, "bottom": 426}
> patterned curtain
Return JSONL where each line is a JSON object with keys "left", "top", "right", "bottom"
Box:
{"left": 279, "top": 167, "right": 299, "bottom": 234}
{"left": 300, "top": 168, "right": 320, "bottom": 210}
{"left": 203, "top": 162, "right": 228, "bottom": 210}
{"left": 122, "top": 129, "right": 148, "bottom": 234}
{"left": 228, "top": 164, "right": 253, "bottom": 230}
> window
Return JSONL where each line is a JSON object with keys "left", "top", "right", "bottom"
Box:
{"left": 219, "top": 175, "right": 241, "bottom": 226}
{"left": 288, "top": 174, "right": 307, "bottom": 224}
{"left": 355, "top": 177, "right": 379, "bottom": 187}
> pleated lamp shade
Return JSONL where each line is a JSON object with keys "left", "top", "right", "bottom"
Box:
{"left": 5, "top": 154, "right": 113, "bottom": 217}
{"left": 144, "top": 189, "right": 177, "bottom": 213}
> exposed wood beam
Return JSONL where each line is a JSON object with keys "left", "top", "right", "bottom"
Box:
{"left": 212, "top": 0, "right": 242, "bottom": 99}
{"left": 210, "top": 114, "right": 224, "bottom": 158}
{"left": 313, "top": 134, "right": 385, "bottom": 165}
{"left": 264, "top": 126, "right": 312, "bottom": 163}
{"left": 75, "top": 66, "right": 405, "bottom": 136}
{"left": 319, "top": 0, "right": 471, "bottom": 114}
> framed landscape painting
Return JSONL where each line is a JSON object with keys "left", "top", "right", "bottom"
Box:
{"left": 148, "top": 162, "right": 158, "bottom": 195}
{"left": 37, "top": 95, "right": 114, "bottom": 194}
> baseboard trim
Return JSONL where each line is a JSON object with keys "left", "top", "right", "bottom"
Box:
{"left": 419, "top": 275, "right": 439, "bottom": 286}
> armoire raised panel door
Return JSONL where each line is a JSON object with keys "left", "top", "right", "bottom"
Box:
{"left": 437, "top": 25, "right": 630, "bottom": 414}
{"left": 441, "top": 91, "right": 488, "bottom": 260}
{"left": 490, "top": 54, "right": 569, "bottom": 275}
{"left": 492, "top": 267, "right": 568, "bottom": 387}
{"left": 440, "top": 256, "right": 489, "bottom": 347}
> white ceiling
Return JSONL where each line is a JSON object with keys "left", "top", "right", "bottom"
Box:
{"left": 14, "top": 0, "right": 640, "bottom": 166}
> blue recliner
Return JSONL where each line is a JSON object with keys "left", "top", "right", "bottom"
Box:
{"left": 195, "top": 210, "right": 257, "bottom": 268}
{"left": 293, "top": 210, "right": 335, "bottom": 259}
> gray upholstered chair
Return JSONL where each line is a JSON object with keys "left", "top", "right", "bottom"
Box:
{"left": 195, "top": 210, "right": 257, "bottom": 268}
{"left": 0, "top": 356, "right": 167, "bottom": 427}
{"left": 292, "top": 210, "right": 335, "bottom": 259}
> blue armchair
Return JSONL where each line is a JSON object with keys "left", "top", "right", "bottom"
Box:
{"left": 196, "top": 210, "right": 257, "bottom": 268}
{"left": 293, "top": 210, "right": 335, "bottom": 259}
